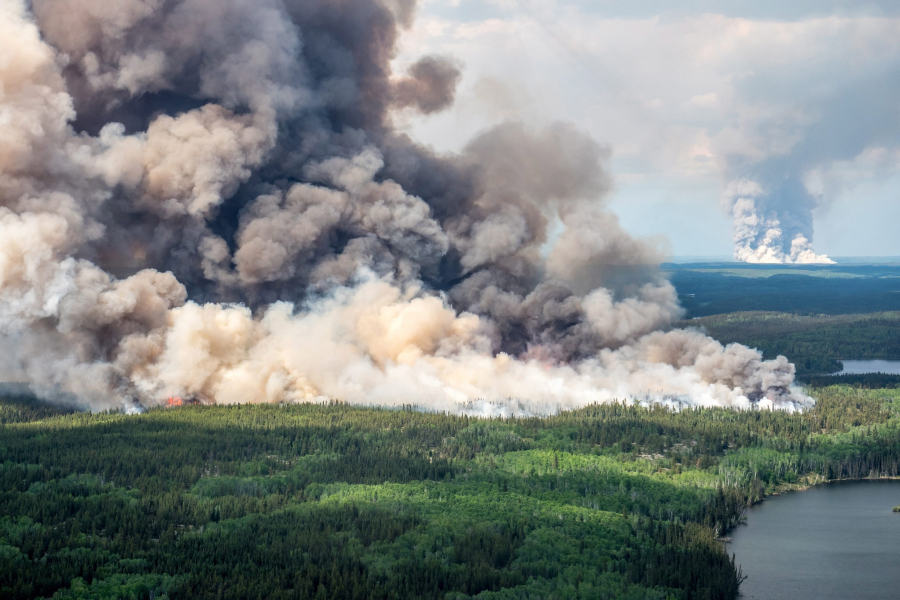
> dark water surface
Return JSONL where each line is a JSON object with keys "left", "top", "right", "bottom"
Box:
{"left": 727, "top": 480, "right": 900, "bottom": 599}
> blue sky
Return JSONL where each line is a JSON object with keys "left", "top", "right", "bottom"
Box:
{"left": 393, "top": 0, "right": 900, "bottom": 257}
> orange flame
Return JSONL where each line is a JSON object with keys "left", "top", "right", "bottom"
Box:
{"left": 165, "top": 396, "right": 183, "bottom": 407}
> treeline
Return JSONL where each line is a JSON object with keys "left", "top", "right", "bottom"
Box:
{"left": 804, "top": 373, "right": 900, "bottom": 389}
{"left": 668, "top": 268, "right": 900, "bottom": 317}
{"left": 681, "top": 311, "right": 900, "bottom": 375}
{"left": 1, "top": 387, "right": 899, "bottom": 599}
{"left": 0, "top": 392, "right": 73, "bottom": 425}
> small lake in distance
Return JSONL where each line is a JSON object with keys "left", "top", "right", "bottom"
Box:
{"left": 727, "top": 480, "right": 900, "bottom": 600}
{"left": 836, "top": 359, "right": 900, "bottom": 374}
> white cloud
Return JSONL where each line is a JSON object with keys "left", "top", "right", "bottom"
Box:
{"left": 395, "top": 2, "right": 900, "bottom": 256}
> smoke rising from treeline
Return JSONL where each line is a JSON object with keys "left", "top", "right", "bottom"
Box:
{"left": 0, "top": 0, "right": 809, "bottom": 413}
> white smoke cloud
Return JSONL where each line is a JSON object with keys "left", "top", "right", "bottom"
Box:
{"left": 141, "top": 106, "right": 276, "bottom": 218}
{"left": 0, "top": 0, "right": 812, "bottom": 414}
{"left": 117, "top": 275, "right": 807, "bottom": 414}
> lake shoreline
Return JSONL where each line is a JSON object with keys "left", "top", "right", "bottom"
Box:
{"left": 719, "top": 474, "right": 900, "bottom": 544}
{"left": 832, "top": 359, "right": 900, "bottom": 375}
{"left": 766, "top": 474, "right": 900, "bottom": 497}
{"left": 726, "top": 479, "right": 900, "bottom": 600}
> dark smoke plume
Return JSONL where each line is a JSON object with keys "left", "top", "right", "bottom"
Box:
{"left": 0, "top": 0, "right": 808, "bottom": 413}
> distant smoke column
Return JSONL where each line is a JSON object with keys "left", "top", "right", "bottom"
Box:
{"left": 724, "top": 178, "right": 834, "bottom": 264}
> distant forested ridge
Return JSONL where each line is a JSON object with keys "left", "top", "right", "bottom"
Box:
{"left": 3, "top": 387, "right": 900, "bottom": 599}
{"left": 667, "top": 264, "right": 900, "bottom": 317}
{"left": 681, "top": 311, "right": 900, "bottom": 376}
{"left": 666, "top": 263, "right": 900, "bottom": 378}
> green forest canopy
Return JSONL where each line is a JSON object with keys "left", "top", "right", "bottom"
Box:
{"left": 665, "top": 264, "right": 900, "bottom": 317}
{"left": 3, "top": 386, "right": 900, "bottom": 600}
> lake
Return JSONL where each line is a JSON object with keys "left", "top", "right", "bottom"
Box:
{"left": 837, "top": 359, "right": 900, "bottom": 374}
{"left": 727, "top": 480, "right": 900, "bottom": 600}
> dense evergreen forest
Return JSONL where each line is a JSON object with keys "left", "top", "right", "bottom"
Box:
{"left": 683, "top": 311, "right": 900, "bottom": 376}
{"left": 667, "top": 264, "right": 900, "bottom": 317}
{"left": 3, "top": 386, "right": 900, "bottom": 600}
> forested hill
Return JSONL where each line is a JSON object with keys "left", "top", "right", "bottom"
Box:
{"left": 681, "top": 312, "right": 900, "bottom": 376}
{"left": 666, "top": 264, "right": 900, "bottom": 317}
{"left": 3, "top": 388, "right": 900, "bottom": 600}
{"left": 664, "top": 264, "right": 900, "bottom": 377}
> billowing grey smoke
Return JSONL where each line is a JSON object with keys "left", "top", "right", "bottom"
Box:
{"left": 392, "top": 56, "right": 462, "bottom": 114}
{"left": 0, "top": 0, "right": 809, "bottom": 413}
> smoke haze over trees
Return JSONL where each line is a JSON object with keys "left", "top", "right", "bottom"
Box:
{"left": 0, "top": 0, "right": 809, "bottom": 412}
